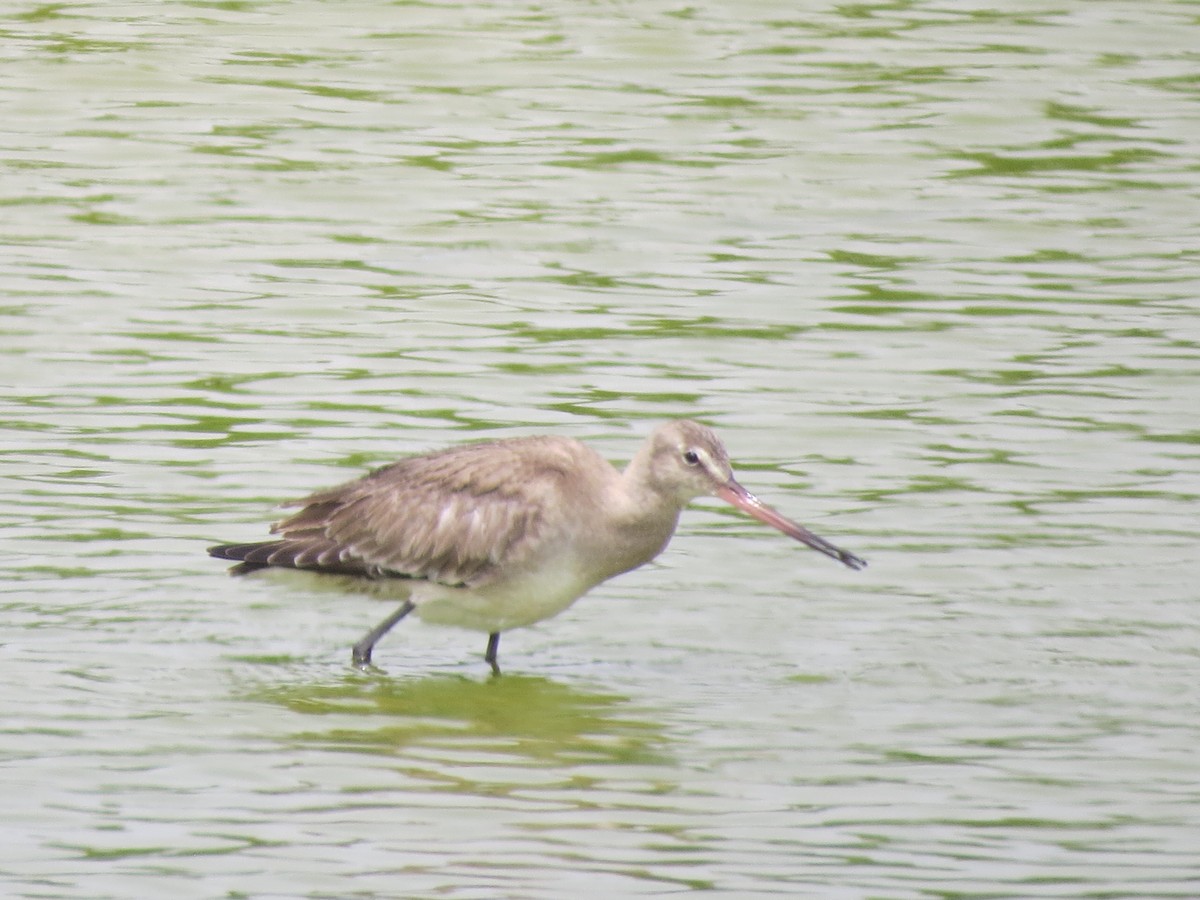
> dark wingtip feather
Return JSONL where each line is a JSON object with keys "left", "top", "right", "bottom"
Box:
{"left": 209, "top": 541, "right": 291, "bottom": 571}
{"left": 228, "top": 561, "right": 269, "bottom": 575}
{"left": 208, "top": 542, "right": 272, "bottom": 561}
{"left": 208, "top": 542, "right": 279, "bottom": 576}
{"left": 207, "top": 539, "right": 405, "bottom": 580}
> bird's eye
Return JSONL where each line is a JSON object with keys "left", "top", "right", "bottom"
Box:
{"left": 682, "top": 450, "right": 700, "bottom": 466}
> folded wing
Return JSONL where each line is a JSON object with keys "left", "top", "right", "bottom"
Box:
{"left": 209, "top": 436, "right": 584, "bottom": 587}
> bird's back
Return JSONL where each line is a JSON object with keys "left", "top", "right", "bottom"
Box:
{"left": 209, "top": 434, "right": 617, "bottom": 587}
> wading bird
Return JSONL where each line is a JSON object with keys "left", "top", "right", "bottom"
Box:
{"left": 209, "top": 420, "right": 866, "bottom": 673}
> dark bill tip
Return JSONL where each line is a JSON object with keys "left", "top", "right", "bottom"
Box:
{"left": 715, "top": 482, "right": 867, "bottom": 571}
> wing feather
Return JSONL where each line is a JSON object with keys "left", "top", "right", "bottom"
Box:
{"left": 255, "top": 435, "right": 595, "bottom": 586}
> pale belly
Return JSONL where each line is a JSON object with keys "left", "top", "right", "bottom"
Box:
{"left": 410, "top": 559, "right": 599, "bottom": 634}
{"left": 247, "top": 558, "right": 600, "bottom": 633}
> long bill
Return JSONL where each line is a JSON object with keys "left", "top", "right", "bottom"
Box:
{"left": 715, "top": 481, "right": 867, "bottom": 571}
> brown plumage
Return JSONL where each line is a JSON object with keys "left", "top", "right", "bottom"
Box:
{"left": 209, "top": 420, "right": 865, "bottom": 672}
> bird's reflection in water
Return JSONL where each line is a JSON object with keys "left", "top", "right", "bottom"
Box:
{"left": 242, "top": 670, "right": 712, "bottom": 885}
{"left": 249, "top": 671, "right": 673, "bottom": 769}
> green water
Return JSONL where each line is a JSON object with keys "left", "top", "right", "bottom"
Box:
{"left": 3, "top": 1, "right": 1198, "bottom": 897}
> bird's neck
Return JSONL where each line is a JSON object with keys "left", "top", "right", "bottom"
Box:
{"left": 580, "top": 458, "right": 681, "bottom": 578}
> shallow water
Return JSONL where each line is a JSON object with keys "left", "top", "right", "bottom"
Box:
{"left": 3, "top": 1, "right": 1199, "bottom": 897}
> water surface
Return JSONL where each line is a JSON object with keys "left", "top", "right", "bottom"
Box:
{"left": 3, "top": 1, "right": 1198, "bottom": 897}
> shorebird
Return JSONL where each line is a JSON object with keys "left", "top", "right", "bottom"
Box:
{"left": 208, "top": 420, "right": 865, "bottom": 673}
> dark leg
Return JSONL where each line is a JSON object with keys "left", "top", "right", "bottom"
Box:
{"left": 352, "top": 600, "right": 416, "bottom": 667}
{"left": 485, "top": 632, "right": 501, "bottom": 676}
